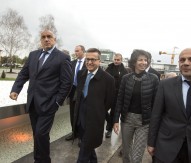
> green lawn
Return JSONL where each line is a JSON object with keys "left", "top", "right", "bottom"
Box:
{"left": 0, "top": 78, "right": 15, "bottom": 81}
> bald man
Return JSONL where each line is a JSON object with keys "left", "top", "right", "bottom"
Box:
{"left": 148, "top": 48, "right": 191, "bottom": 163}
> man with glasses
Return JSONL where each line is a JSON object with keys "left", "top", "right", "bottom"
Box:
{"left": 65, "top": 45, "right": 86, "bottom": 142}
{"left": 73, "top": 48, "right": 115, "bottom": 163}
{"left": 148, "top": 48, "right": 191, "bottom": 163}
{"left": 105, "top": 53, "right": 128, "bottom": 138}
{"left": 10, "top": 29, "right": 72, "bottom": 163}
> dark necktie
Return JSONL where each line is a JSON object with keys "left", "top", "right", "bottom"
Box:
{"left": 83, "top": 73, "right": 93, "bottom": 97}
{"left": 38, "top": 51, "right": 48, "bottom": 71}
{"left": 185, "top": 80, "right": 191, "bottom": 118}
{"left": 74, "top": 60, "right": 82, "bottom": 86}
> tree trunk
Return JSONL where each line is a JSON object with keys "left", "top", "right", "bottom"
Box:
{"left": 9, "top": 65, "right": 13, "bottom": 73}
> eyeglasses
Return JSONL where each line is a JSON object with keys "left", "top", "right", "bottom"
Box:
{"left": 114, "top": 59, "right": 121, "bottom": 61}
{"left": 85, "top": 58, "right": 100, "bottom": 63}
{"left": 179, "top": 57, "right": 191, "bottom": 63}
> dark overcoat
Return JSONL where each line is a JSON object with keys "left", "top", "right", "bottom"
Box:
{"left": 148, "top": 67, "right": 160, "bottom": 80}
{"left": 73, "top": 67, "right": 115, "bottom": 149}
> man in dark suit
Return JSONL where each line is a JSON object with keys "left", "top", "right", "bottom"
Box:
{"left": 73, "top": 48, "right": 115, "bottom": 162}
{"left": 65, "top": 45, "right": 86, "bottom": 141}
{"left": 10, "top": 29, "right": 72, "bottom": 163}
{"left": 105, "top": 53, "right": 128, "bottom": 138}
{"left": 146, "top": 52, "right": 161, "bottom": 80}
{"left": 148, "top": 48, "right": 191, "bottom": 163}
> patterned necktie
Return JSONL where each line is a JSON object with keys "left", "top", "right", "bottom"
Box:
{"left": 185, "top": 80, "right": 191, "bottom": 118}
{"left": 38, "top": 51, "right": 48, "bottom": 71}
{"left": 74, "top": 60, "right": 82, "bottom": 86}
{"left": 83, "top": 73, "right": 93, "bottom": 97}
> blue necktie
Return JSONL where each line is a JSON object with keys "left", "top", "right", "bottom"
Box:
{"left": 38, "top": 51, "right": 48, "bottom": 71}
{"left": 83, "top": 73, "right": 93, "bottom": 97}
{"left": 185, "top": 80, "right": 191, "bottom": 118}
{"left": 74, "top": 60, "right": 82, "bottom": 86}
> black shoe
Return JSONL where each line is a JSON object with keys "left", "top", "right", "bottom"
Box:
{"left": 105, "top": 131, "right": 112, "bottom": 138}
{"left": 78, "top": 139, "right": 81, "bottom": 148}
{"left": 65, "top": 133, "right": 74, "bottom": 141}
{"left": 118, "top": 149, "right": 123, "bottom": 157}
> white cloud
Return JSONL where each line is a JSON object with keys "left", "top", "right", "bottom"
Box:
{"left": 1, "top": 0, "right": 191, "bottom": 64}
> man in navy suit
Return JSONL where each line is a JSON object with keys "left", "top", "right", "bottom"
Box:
{"left": 10, "top": 29, "right": 72, "bottom": 163}
{"left": 148, "top": 48, "right": 191, "bottom": 163}
{"left": 65, "top": 45, "right": 86, "bottom": 141}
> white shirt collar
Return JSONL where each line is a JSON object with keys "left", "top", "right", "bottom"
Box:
{"left": 43, "top": 45, "right": 56, "bottom": 54}
{"left": 78, "top": 57, "right": 85, "bottom": 62}
{"left": 88, "top": 68, "right": 99, "bottom": 76}
{"left": 181, "top": 75, "right": 191, "bottom": 82}
{"left": 145, "top": 66, "right": 150, "bottom": 72}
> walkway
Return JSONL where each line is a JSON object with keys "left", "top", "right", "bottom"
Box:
{"left": 0, "top": 105, "right": 152, "bottom": 162}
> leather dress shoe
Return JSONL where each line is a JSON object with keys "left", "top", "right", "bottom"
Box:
{"left": 65, "top": 133, "right": 74, "bottom": 141}
{"left": 105, "top": 131, "right": 112, "bottom": 138}
{"left": 118, "top": 149, "right": 123, "bottom": 157}
{"left": 78, "top": 139, "right": 81, "bottom": 148}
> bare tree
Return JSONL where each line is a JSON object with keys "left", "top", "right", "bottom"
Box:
{"left": 39, "top": 14, "right": 63, "bottom": 48}
{"left": 0, "top": 8, "right": 31, "bottom": 72}
{"left": 71, "top": 53, "right": 77, "bottom": 60}
{"left": 39, "top": 15, "right": 57, "bottom": 34}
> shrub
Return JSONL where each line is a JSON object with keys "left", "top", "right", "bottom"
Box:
{"left": 1, "top": 70, "right": 6, "bottom": 78}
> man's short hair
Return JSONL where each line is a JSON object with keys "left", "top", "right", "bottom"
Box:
{"left": 77, "top": 45, "right": 86, "bottom": 53}
{"left": 86, "top": 48, "right": 101, "bottom": 57}
{"left": 114, "top": 53, "right": 123, "bottom": 60}
{"left": 40, "top": 29, "right": 56, "bottom": 39}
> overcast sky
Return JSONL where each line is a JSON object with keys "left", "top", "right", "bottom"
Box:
{"left": 1, "top": 0, "right": 191, "bottom": 64}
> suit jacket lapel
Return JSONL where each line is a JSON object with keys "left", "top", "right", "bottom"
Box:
{"left": 72, "top": 60, "right": 77, "bottom": 73}
{"left": 78, "top": 70, "right": 88, "bottom": 95}
{"left": 78, "top": 67, "right": 102, "bottom": 90}
{"left": 82, "top": 62, "right": 86, "bottom": 69}
{"left": 93, "top": 67, "right": 103, "bottom": 81}
{"left": 38, "top": 48, "right": 57, "bottom": 74}
{"left": 72, "top": 59, "right": 86, "bottom": 73}
{"left": 175, "top": 76, "right": 187, "bottom": 118}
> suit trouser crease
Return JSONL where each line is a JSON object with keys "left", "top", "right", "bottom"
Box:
{"left": 121, "top": 112, "right": 149, "bottom": 163}
{"left": 77, "top": 123, "right": 97, "bottom": 163}
{"left": 77, "top": 97, "right": 97, "bottom": 163}
{"left": 69, "top": 85, "right": 77, "bottom": 133}
{"left": 29, "top": 104, "right": 56, "bottom": 162}
{"left": 70, "top": 99, "right": 76, "bottom": 131}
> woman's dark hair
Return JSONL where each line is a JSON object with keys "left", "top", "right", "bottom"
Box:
{"left": 128, "top": 49, "right": 149, "bottom": 71}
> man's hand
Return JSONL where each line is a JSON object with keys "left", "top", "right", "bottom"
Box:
{"left": 147, "top": 146, "right": 155, "bottom": 156}
{"left": 113, "top": 123, "right": 119, "bottom": 135}
{"left": 10, "top": 92, "right": 18, "bottom": 100}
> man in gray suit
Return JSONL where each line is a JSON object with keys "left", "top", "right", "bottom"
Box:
{"left": 148, "top": 48, "right": 191, "bottom": 163}
{"left": 10, "top": 29, "right": 72, "bottom": 163}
